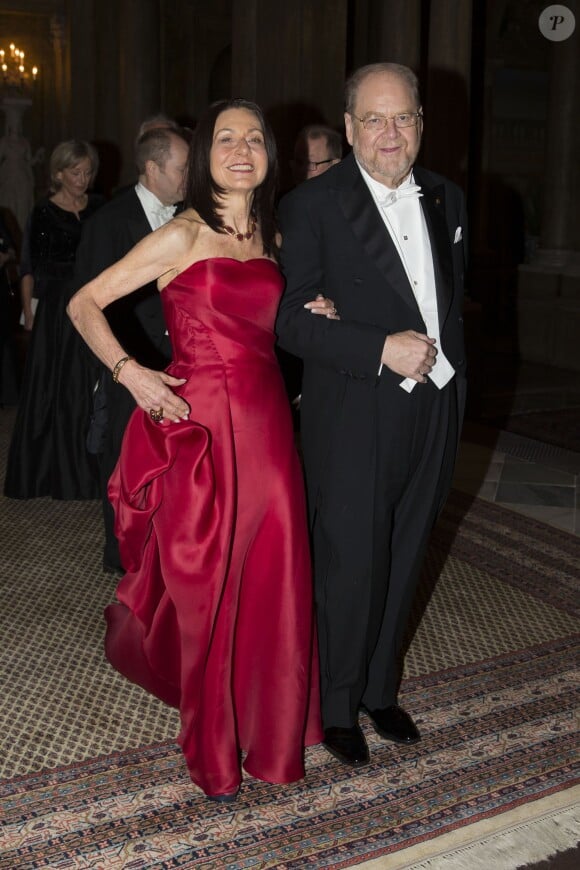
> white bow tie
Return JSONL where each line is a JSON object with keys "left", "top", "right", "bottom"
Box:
{"left": 377, "top": 183, "right": 422, "bottom": 208}
{"left": 153, "top": 204, "right": 176, "bottom": 223}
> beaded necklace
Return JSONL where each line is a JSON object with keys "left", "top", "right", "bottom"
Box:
{"left": 222, "top": 216, "right": 257, "bottom": 242}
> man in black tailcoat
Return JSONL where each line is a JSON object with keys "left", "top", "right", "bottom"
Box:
{"left": 74, "top": 126, "right": 189, "bottom": 573}
{"left": 276, "top": 63, "right": 467, "bottom": 765}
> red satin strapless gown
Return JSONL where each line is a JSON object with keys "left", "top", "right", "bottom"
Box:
{"left": 105, "top": 258, "right": 322, "bottom": 797}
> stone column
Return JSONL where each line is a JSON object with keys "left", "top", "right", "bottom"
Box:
{"left": 422, "top": 0, "right": 473, "bottom": 186}
{"left": 0, "top": 98, "right": 34, "bottom": 230}
{"left": 49, "top": 13, "right": 68, "bottom": 142}
{"left": 161, "top": 0, "right": 204, "bottom": 124}
{"left": 423, "top": 0, "right": 482, "bottom": 401}
{"left": 92, "top": 1, "right": 122, "bottom": 195}
{"left": 231, "top": 0, "right": 348, "bottom": 191}
{"left": 350, "top": 0, "right": 421, "bottom": 71}
{"left": 118, "top": 0, "right": 161, "bottom": 183}
{"left": 540, "top": 39, "right": 580, "bottom": 252}
{"left": 68, "top": 0, "right": 96, "bottom": 140}
{"left": 94, "top": 1, "right": 121, "bottom": 144}
{"left": 517, "top": 31, "right": 580, "bottom": 370}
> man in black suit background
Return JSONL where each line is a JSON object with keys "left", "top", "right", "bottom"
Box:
{"left": 74, "top": 125, "right": 189, "bottom": 572}
{"left": 276, "top": 63, "right": 467, "bottom": 766}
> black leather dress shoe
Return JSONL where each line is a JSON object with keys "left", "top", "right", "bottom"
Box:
{"left": 364, "top": 704, "right": 421, "bottom": 744}
{"left": 102, "top": 559, "right": 124, "bottom": 575}
{"left": 323, "top": 725, "right": 370, "bottom": 766}
{"left": 206, "top": 789, "right": 239, "bottom": 803}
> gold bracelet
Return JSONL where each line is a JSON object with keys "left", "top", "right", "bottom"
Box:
{"left": 112, "top": 355, "right": 133, "bottom": 384}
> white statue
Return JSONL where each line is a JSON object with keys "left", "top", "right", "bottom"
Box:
{"left": 0, "top": 99, "right": 37, "bottom": 231}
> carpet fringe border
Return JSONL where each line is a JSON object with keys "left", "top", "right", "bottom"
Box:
{"left": 354, "top": 784, "right": 580, "bottom": 869}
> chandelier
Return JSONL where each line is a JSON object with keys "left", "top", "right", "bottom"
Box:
{"left": 0, "top": 43, "right": 39, "bottom": 95}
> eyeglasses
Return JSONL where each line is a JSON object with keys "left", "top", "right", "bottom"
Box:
{"left": 352, "top": 111, "right": 423, "bottom": 131}
{"left": 294, "top": 157, "right": 336, "bottom": 171}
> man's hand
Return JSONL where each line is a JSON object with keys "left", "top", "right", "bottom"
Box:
{"left": 381, "top": 331, "right": 437, "bottom": 383}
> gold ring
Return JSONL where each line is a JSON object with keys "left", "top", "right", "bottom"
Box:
{"left": 149, "top": 407, "right": 164, "bottom": 423}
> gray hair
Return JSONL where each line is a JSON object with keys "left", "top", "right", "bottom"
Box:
{"left": 345, "top": 63, "right": 421, "bottom": 114}
{"left": 49, "top": 140, "right": 99, "bottom": 191}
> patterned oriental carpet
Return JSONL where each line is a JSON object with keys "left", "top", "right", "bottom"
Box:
{"left": 0, "top": 407, "right": 578, "bottom": 869}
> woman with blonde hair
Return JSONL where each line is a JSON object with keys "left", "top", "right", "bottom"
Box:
{"left": 5, "top": 139, "right": 104, "bottom": 499}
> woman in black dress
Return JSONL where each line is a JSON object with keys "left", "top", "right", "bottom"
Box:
{"left": 4, "top": 140, "right": 104, "bottom": 499}
{"left": 0, "top": 213, "right": 18, "bottom": 405}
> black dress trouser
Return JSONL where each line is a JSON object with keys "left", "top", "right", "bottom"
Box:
{"left": 312, "top": 376, "right": 459, "bottom": 728}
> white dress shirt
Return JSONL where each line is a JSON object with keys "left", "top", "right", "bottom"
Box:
{"left": 357, "top": 162, "right": 455, "bottom": 393}
{"left": 135, "top": 182, "right": 176, "bottom": 231}
{"left": 135, "top": 183, "right": 175, "bottom": 336}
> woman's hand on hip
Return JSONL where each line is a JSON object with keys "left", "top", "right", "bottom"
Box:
{"left": 118, "top": 360, "right": 190, "bottom": 422}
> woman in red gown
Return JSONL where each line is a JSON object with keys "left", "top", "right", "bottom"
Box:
{"left": 68, "top": 100, "right": 335, "bottom": 801}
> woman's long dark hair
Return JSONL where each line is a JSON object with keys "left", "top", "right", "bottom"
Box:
{"left": 184, "top": 98, "right": 278, "bottom": 258}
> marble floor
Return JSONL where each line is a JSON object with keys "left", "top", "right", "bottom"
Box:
{"left": 453, "top": 429, "right": 579, "bottom": 535}
{"left": 453, "top": 357, "right": 580, "bottom": 536}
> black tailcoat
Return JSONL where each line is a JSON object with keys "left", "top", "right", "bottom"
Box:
{"left": 74, "top": 187, "right": 170, "bottom": 369}
{"left": 276, "top": 153, "right": 467, "bottom": 724}
{"left": 73, "top": 187, "right": 172, "bottom": 568}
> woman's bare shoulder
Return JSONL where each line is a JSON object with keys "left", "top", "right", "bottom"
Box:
{"left": 163, "top": 209, "right": 201, "bottom": 240}
{"left": 157, "top": 211, "right": 209, "bottom": 289}
{"left": 173, "top": 208, "right": 205, "bottom": 231}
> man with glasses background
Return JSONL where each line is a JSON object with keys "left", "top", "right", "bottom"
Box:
{"left": 276, "top": 63, "right": 467, "bottom": 766}
{"left": 279, "top": 125, "right": 343, "bottom": 417}
{"left": 291, "top": 124, "right": 343, "bottom": 184}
